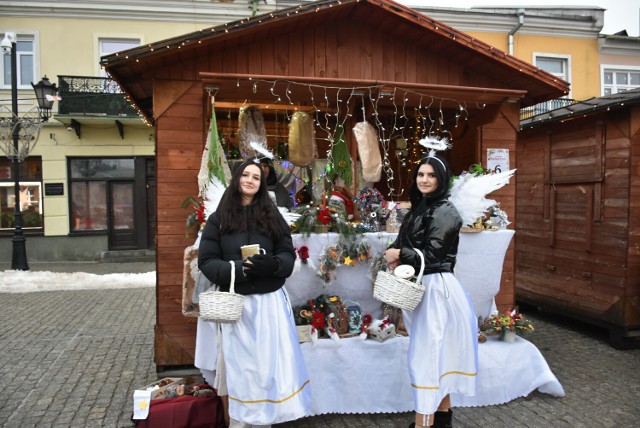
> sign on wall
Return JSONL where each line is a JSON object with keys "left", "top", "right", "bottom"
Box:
{"left": 44, "top": 183, "right": 64, "bottom": 196}
{"left": 487, "top": 149, "right": 509, "bottom": 173}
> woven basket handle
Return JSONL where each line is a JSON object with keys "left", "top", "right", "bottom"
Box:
{"left": 413, "top": 247, "right": 426, "bottom": 283}
{"left": 228, "top": 260, "right": 236, "bottom": 294}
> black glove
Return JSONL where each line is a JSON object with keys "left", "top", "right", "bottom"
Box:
{"left": 243, "top": 254, "right": 279, "bottom": 277}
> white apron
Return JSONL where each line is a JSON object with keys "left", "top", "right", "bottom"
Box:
{"left": 403, "top": 272, "right": 478, "bottom": 415}
{"left": 217, "top": 288, "right": 311, "bottom": 425}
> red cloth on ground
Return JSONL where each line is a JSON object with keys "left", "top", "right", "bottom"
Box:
{"left": 133, "top": 394, "right": 225, "bottom": 428}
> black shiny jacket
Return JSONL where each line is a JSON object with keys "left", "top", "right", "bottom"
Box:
{"left": 389, "top": 199, "right": 462, "bottom": 275}
{"left": 198, "top": 209, "right": 295, "bottom": 295}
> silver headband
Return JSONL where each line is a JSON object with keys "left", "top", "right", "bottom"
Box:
{"left": 425, "top": 152, "right": 446, "bottom": 171}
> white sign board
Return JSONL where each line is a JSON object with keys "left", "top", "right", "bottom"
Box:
{"left": 486, "top": 149, "right": 509, "bottom": 173}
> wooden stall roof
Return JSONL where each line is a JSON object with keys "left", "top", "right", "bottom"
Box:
{"left": 102, "top": 0, "right": 570, "bottom": 124}
{"left": 521, "top": 88, "right": 640, "bottom": 129}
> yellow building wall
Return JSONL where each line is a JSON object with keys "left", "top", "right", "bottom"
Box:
{"left": 466, "top": 31, "right": 601, "bottom": 101}
{"left": 8, "top": 17, "right": 207, "bottom": 76}
{"left": 3, "top": 16, "right": 168, "bottom": 238}
{"left": 32, "top": 125, "right": 154, "bottom": 236}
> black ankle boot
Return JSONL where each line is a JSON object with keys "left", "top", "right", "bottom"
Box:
{"left": 408, "top": 423, "right": 415, "bottom": 428}
{"left": 433, "top": 409, "right": 453, "bottom": 428}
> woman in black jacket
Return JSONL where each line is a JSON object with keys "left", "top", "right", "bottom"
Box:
{"left": 199, "top": 159, "right": 311, "bottom": 428}
{"left": 385, "top": 155, "right": 478, "bottom": 428}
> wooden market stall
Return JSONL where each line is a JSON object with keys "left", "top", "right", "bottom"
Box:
{"left": 102, "top": 0, "right": 568, "bottom": 369}
{"left": 518, "top": 89, "right": 640, "bottom": 348}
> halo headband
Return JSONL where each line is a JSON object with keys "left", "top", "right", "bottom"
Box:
{"left": 424, "top": 155, "right": 446, "bottom": 171}
{"left": 417, "top": 135, "right": 451, "bottom": 171}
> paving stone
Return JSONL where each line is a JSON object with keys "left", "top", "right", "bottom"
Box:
{"left": 1, "top": 263, "right": 639, "bottom": 427}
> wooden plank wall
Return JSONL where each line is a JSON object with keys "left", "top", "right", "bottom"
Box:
{"left": 626, "top": 106, "right": 640, "bottom": 327}
{"left": 516, "top": 108, "right": 640, "bottom": 331}
{"left": 167, "top": 21, "right": 473, "bottom": 89}
{"left": 478, "top": 104, "right": 518, "bottom": 312}
{"left": 155, "top": 82, "right": 205, "bottom": 366}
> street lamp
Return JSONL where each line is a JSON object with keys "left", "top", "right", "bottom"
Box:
{"left": 32, "top": 76, "right": 57, "bottom": 122}
{"left": 1, "top": 32, "right": 57, "bottom": 270}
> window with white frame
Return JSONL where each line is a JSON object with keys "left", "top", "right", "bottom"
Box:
{"left": 99, "top": 38, "right": 140, "bottom": 76}
{"left": 1, "top": 32, "right": 36, "bottom": 89}
{"left": 533, "top": 53, "right": 571, "bottom": 96}
{"left": 602, "top": 67, "right": 640, "bottom": 95}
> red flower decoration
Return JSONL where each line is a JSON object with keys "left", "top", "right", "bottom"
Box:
{"left": 196, "top": 205, "right": 206, "bottom": 224}
{"left": 296, "top": 246, "right": 310, "bottom": 263}
{"left": 317, "top": 207, "right": 332, "bottom": 225}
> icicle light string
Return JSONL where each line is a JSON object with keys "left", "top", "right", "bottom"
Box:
{"left": 384, "top": 86, "right": 401, "bottom": 197}
{"left": 323, "top": 87, "right": 335, "bottom": 186}
{"left": 367, "top": 87, "right": 395, "bottom": 197}
{"left": 237, "top": 77, "right": 470, "bottom": 113}
{"left": 228, "top": 76, "right": 471, "bottom": 193}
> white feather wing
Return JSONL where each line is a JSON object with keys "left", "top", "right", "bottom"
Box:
{"left": 203, "top": 176, "right": 227, "bottom": 221}
{"left": 449, "top": 169, "right": 516, "bottom": 226}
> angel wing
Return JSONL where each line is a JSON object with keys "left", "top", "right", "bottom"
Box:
{"left": 278, "top": 207, "right": 301, "bottom": 226}
{"left": 449, "top": 169, "right": 516, "bottom": 226}
{"left": 203, "top": 177, "right": 227, "bottom": 221}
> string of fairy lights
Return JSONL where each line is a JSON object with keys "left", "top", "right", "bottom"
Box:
{"left": 219, "top": 76, "right": 476, "bottom": 198}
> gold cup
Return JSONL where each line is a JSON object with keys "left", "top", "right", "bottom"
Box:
{"left": 241, "top": 244, "right": 265, "bottom": 260}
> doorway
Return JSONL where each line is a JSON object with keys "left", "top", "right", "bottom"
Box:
{"left": 108, "top": 181, "right": 136, "bottom": 250}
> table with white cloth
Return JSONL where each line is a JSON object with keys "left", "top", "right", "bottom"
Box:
{"left": 195, "top": 230, "right": 565, "bottom": 415}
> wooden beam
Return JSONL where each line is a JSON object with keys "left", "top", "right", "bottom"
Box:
{"left": 212, "top": 100, "right": 319, "bottom": 113}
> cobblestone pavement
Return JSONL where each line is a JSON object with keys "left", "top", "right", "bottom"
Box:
{"left": 1, "top": 264, "right": 639, "bottom": 427}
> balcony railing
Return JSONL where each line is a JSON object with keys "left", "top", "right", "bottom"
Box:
{"left": 520, "top": 98, "right": 576, "bottom": 120}
{"left": 57, "top": 75, "right": 140, "bottom": 118}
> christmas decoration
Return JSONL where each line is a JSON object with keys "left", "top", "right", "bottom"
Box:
{"left": 315, "top": 234, "right": 371, "bottom": 284}
{"left": 180, "top": 196, "right": 206, "bottom": 238}
{"left": 288, "top": 111, "right": 316, "bottom": 167}
{"left": 352, "top": 121, "right": 382, "bottom": 182}
{"left": 366, "top": 316, "right": 396, "bottom": 342}
{"left": 238, "top": 105, "right": 267, "bottom": 159}
{"left": 328, "top": 125, "right": 353, "bottom": 186}
{"left": 292, "top": 194, "right": 350, "bottom": 237}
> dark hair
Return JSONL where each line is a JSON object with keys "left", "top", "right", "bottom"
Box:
{"left": 260, "top": 158, "right": 278, "bottom": 186}
{"left": 408, "top": 155, "right": 452, "bottom": 212}
{"left": 217, "top": 160, "right": 286, "bottom": 240}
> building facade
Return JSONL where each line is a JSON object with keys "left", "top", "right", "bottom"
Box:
{"left": 1, "top": 1, "right": 637, "bottom": 263}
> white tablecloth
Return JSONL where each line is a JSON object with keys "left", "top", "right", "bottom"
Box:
{"left": 301, "top": 334, "right": 564, "bottom": 415}
{"left": 195, "top": 230, "right": 565, "bottom": 412}
{"left": 454, "top": 229, "right": 515, "bottom": 319}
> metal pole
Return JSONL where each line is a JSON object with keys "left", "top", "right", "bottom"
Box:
{"left": 9, "top": 39, "right": 28, "bottom": 270}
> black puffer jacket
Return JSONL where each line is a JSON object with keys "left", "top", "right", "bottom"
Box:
{"left": 198, "top": 209, "right": 295, "bottom": 295}
{"left": 389, "top": 199, "right": 462, "bottom": 275}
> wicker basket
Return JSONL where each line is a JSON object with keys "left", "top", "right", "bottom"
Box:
{"left": 199, "top": 260, "right": 245, "bottom": 323}
{"left": 373, "top": 248, "right": 425, "bottom": 311}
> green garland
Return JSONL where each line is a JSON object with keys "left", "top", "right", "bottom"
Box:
{"left": 207, "top": 103, "right": 227, "bottom": 187}
{"left": 292, "top": 197, "right": 352, "bottom": 237}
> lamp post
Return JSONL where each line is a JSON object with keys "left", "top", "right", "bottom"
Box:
{"left": 1, "top": 32, "right": 57, "bottom": 270}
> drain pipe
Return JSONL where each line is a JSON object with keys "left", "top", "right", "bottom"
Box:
{"left": 508, "top": 8, "right": 525, "bottom": 55}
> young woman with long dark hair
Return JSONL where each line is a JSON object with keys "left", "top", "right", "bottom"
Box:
{"left": 199, "top": 159, "right": 311, "bottom": 428}
{"left": 385, "top": 155, "right": 478, "bottom": 428}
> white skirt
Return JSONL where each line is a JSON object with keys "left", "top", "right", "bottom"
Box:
{"left": 217, "top": 288, "right": 311, "bottom": 425}
{"left": 403, "top": 272, "right": 478, "bottom": 415}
